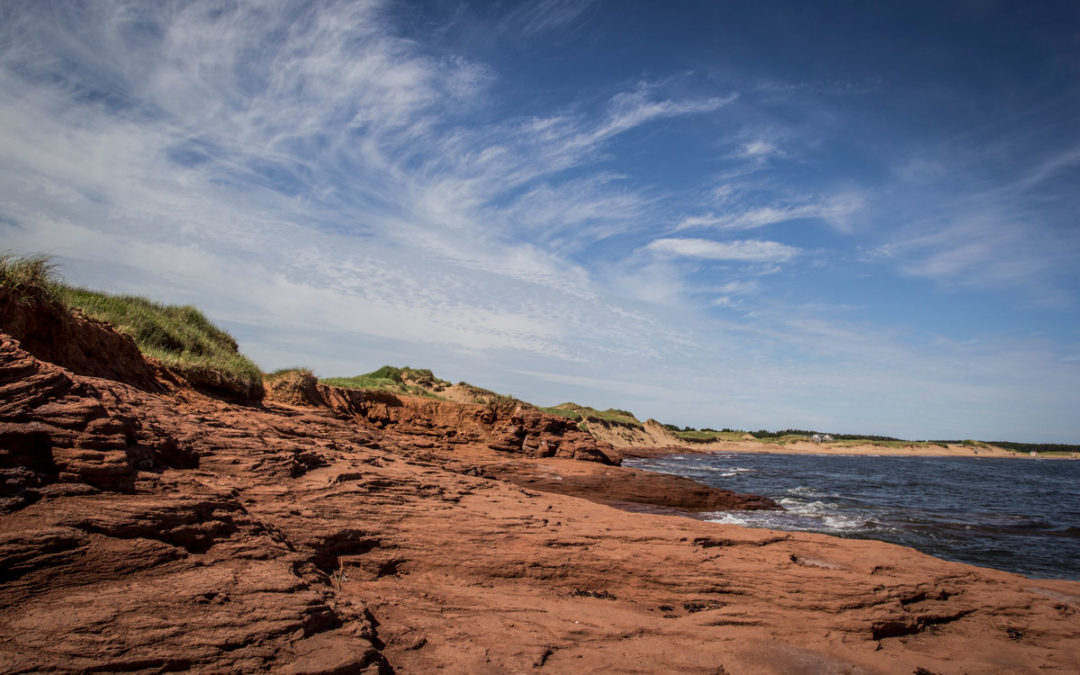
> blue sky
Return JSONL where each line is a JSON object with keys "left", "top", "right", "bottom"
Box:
{"left": 1, "top": 0, "right": 1078, "bottom": 441}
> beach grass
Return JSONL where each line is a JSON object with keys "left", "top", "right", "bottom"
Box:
{"left": 2, "top": 252, "right": 263, "bottom": 399}
{"left": 60, "top": 286, "right": 263, "bottom": 399}
{"left": 544, "top": 403, "right": 642, "bottom": 427}
{"left": 0, "top": 252, "right": 63, "bottom": 306}
{"left": 538, "top": 406, "right": 583, "bottom": 421}
{"left": 322, "top": 365, "right": 449, "bottom": 399}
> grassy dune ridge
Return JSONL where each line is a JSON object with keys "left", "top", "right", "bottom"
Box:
{"left": 3, "top": 253, "right": 1077, "bottom": 452}
{"left": 536, "top": 403, "right": 642, "bottom": 433}
{"left": 0, "top": 252, "right": 262, "bottom": 399}
{"left": 321, "top": 366, "right": 450, "bottom": 400}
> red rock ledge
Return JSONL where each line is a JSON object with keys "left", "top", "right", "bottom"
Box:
{"left": 1, "top": 327, "right": 1078, "bottom": 673}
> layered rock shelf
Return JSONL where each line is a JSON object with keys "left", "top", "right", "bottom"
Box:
{"left": 2, "top": 317, "right": 1079, "bottom": 673}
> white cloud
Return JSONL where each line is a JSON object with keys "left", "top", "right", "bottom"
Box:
{"left": 500, "top": 0, "right": 595, "bottom": 36}
{"left": 871, "top": 210, "right": 1078, "bottom": 308}
{"left": 736, "top": 139, "right": 784, "bottom": 159}
{"left": 589, "top": 87, "right": 736, "bottom": 145}
{"left": 0, "top": 0, "right": 741, "bottom": 360}
{"left": 1, "top": 1, "right": 1077, "bottom": 441}
{"left": 714, "top": 280, "right": 760, "bottom": 295}
{"left": 646, "top": 238, "right": 800, "bottom": 263}
{"left": 676, "top": 193, "right": 863, "bottom": 232}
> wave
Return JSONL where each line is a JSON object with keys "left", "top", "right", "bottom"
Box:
{"left": 633, "top": 450, "right": 1080, "bottom": 580}
{"left": 720, "top": 467, "right": 756, "bottom": 477}
{"left": 706, "top": 501, "right": 870, "bottom": 534}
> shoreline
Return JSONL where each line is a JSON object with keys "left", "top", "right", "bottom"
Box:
{"left": 619, "top": 439, "right": 1080, "bottom": 584}
{"left": 621, "top": 438, "right": 1079, "bottom": 460}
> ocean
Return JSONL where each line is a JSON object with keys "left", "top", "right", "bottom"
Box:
{"left": 623, "top": 452, "right": 1080, "bottom": 581}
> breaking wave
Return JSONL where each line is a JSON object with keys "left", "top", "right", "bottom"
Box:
{"left": 624, "top": 452, "right": 1080, "bottom": 581}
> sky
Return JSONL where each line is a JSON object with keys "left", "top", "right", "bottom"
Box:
{"left": 1, "top": 0, "right": 1078, "bottom": 442}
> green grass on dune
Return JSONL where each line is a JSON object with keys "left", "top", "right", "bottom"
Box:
{"left": 321, "top": 366, "right": 449, "bottom": 399}
{"left": 322, "top": 367, "right": 528, "bottom": 409}
{"left": 59, "top": 287, "right": 263, "bottom": 398}
{"left": 671, "top": 429, "right": 746, "bottom": 443}
{"left": 7, "top": 254, "right": 1080, "bottom": 449}
{"left": 537, "top": 406, "right": 583, "bottom": 422}
{"left": 543, "top": 403, "right": 642, "bottom": 428}
{"left": 1, "top": 252, "right": 262, "bottom": 399}
{"left": 265, "top": 367, "right": 315, "bottom": 382}
{"left": 0, "top": 252, "right": 63, "bottom": 306}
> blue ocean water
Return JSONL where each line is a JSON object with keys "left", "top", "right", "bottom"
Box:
{"left": 623, "top": 453, "right": 1080, "bottom": 580}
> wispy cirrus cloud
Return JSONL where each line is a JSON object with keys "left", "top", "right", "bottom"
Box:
{"left": 499, "top": 0, "right": 596, "bottom": 37}
{"left": 0, "top": 0, "right": 734, "bottom": 363}
{"left": 736, "top": 140, "right": 784, "bottom": 159}
{"left": 646, "top": 237, "right": 800, "bottom": 263}
{"left": 865, "top": 106, "right": 1080, "bottom": 307}
{"left": 675, "top": 193, "right": 863, "bottom": 232}
{"left": 1, "top": 0, "right": 1077, "bottom": 441}
{"left": 870, "top": 210, "right": 1079, "bottom": 308}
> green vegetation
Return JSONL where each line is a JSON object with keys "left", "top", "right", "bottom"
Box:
{"left": 828, "top": 438, "right": 944, "bottom": 449}
{"left": 321, "top": 366, "right": 527, "bottom": 411}
{"left": 60, "top": 286, "right": 262, "bottom": 398}
{"left": 538, "top": 406, "right": 583, "bottom": 421}
{"left": 0, "top": 252, "right": 62, "bottom": 306}
{"left": 2, "top": 252, "right": 262, "bottom": 399}
{"left": 455, "top": 380, "right": 503, "bottom": 400}
{"left": 263, "top": 367, "right": 319, "bottom": 405}
{"left": 265, "top": 367, "right": 315, "bottom": 383}
{"left": 748, "top": 428, "right": 906, "bottom": 442}
{"left": 936, "top": 440, "right": 1080, "bottom": 455}
{"left": 323, "top": 365, "right": 437, "bottom": 389}
{"left": 671, "top": 429, "right": 746, "bottom": 443}
{"left": 544, "top": 403, "right": 642, "bottom": 428}
{"left": 322, "top": 365, "right": 449, "bottom": 399}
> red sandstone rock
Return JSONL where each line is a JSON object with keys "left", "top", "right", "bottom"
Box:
{"left": 1, "top": 325, "right": 1079, "bottom": 673}
{"left": 274, "top": 380, "right": 618, "bottom": 465}
{"left": 0, "top": 289, "right": 161, "bottom": 391}
{"left": 480, "top": 459, "right": 779, "bottom": 512}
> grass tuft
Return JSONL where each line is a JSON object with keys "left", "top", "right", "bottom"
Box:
{"left": 266, "top": 367, "right": 315, "bottom": 382}
{"left": 264, "top": 367, "right": 319, "bottom": 405}
{"left": 0, "top": 251, "right": 63, "bottom": 306}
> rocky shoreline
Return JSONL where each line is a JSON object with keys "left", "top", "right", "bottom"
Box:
{"left": 2, "top": 317, "right": 1079, "bottom": 673}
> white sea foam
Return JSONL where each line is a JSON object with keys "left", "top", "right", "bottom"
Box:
{"left": 822, "top": 515, "right": 863, "bottom": 530}
{"left": 704, "top": 513, "right": 751, "bottom": 526}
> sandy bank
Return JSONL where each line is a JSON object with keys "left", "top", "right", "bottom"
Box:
{"left": 623, "top": 438, "right": 1078, "bottom": 460}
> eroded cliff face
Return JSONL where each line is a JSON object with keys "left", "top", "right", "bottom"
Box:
{"left": 0, "top": 288, "right": 161, "bottom": 391}
{"left": 260, "top": 366, "right": 621, "bottom": 466}
{"left": 2, "top": 314, "right": 1079, "bottom": 674}
{"left": 308, "top": 384, "right": 619, "bottom": 465}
